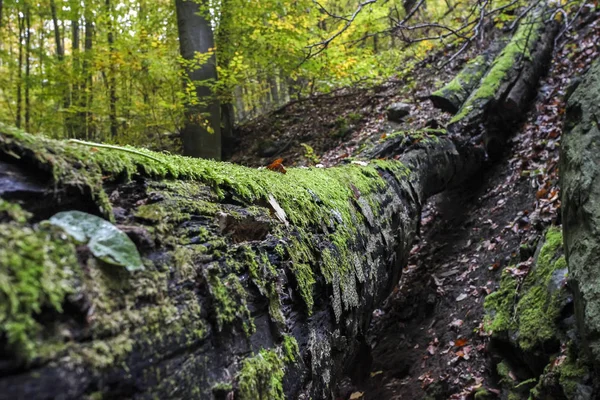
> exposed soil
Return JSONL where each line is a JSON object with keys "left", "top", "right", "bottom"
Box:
{"left": 227, "top": 53, "right": 457, "bottom": 168}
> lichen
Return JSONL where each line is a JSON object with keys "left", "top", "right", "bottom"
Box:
{"left": 238, "top": 349, "right": 285, "bottom": 400}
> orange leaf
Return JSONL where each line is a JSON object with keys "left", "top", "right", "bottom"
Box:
{"left": 455, "top": 338, "right": 468, "bottom": 347}
{"left": 267, "top": 158, "right": 287, "bottom": 174}
{"left": 536, "top": 188, "right": 548, "bottom": 199}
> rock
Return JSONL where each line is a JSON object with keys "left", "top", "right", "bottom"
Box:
{"left": 562, "top": 58, "right": 600, "bottom": 371}
{"left": 386, "top": 102, "right": 411, "bottom": 122}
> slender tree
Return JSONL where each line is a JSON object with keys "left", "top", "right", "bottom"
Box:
{"left": 175, "top": 0, "right": 221, "bottom": 159}
{"left": 106, "top": 0, "right": 118, "bottom": 138}
{"left": 24, "top": 4, "right": 31, "bottom": 131}
{"left": 15, "top": 11, "right": 23, "bottom": 128}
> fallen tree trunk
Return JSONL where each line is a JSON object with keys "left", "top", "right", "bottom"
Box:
{"left": 0, "top": 125, "right": 484, "bottom": 399}
{"left": 561, "top": 58, "right": 600, "bottom": 373}
{"left": 448, "top": 7, "right": 558, "bottom": 156}
{"left": 429, "top": 47, "right": 498, "bottom": 114}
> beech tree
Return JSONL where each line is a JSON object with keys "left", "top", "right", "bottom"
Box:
{"left": 175, "top": 0, "right": 221, "bottom": 159}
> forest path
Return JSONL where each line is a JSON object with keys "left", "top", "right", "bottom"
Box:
{"left": 345, "top": 18, "right": 600, "bottom": 400}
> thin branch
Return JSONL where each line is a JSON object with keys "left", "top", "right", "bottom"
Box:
{"left": 312, "top": 0, "right": 351, "bottom": 21}
{"left": 305, "top": 0, "right": 378, "bottom": 58}
{"left": 68, "top": 139, "right": 167, "bottom": 164}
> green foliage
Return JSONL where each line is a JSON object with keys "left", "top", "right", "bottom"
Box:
{"left": 48, "top": 211, "right": 145, "bottom": 272}
{"left": 0, "top": 0, "right": 497, "bottom": 144}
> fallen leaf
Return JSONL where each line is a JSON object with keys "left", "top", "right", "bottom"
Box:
{"left": 268, "top": 194, "right": 289, "bottom": 227}
{"left": 455, "top": 338, "right": 468, "bottom": 347}
{"left": 267, "top": 158, "right": 287, "bottom": 174}
{"left": 456, "top": 293, "right": 468, "bottom": 301}
{"left": 349, "top": 392, "right": 364, "bottom": 399}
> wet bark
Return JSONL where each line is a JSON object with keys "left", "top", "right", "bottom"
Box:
{"left": 429, "top": 46, "right": 498, "bottom": 114}
{"left": 448, "top": 7, "right": 558, "bottom": 158}
{"left": 0, "top": 127, "right": 483, "bottom": 400}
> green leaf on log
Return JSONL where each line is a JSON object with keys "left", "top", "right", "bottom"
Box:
{"left": 48, "top": 211, "right": 144, "bottom": 272}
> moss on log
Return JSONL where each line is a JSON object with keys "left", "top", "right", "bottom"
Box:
{"left": 448, "top": 7, "right": 557, "bottom": 145}
{"left": 0, "top": 123, "right": 485, "bottom": 399}
{"left": 429, "top": 51, "right": 496, "bottom": 114}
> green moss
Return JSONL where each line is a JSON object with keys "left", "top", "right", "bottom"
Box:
{"left": 483, "top": 269, "right": 518, "bottom": 334}
{"left": 484, "top": 227, "right": 567, "bottom": 351}
{"left": 282, "top": 334, "right": 299, "bottom": 363}
{"left": 515, "top": 227, "right": 565, "bottom": 350}
{"left": 381, "top": 128, "right": 447, "bottom": 143}
{"left": 212, "top": 382, "right": 233, "bottom": 393}
{"left": 473, "top": 388, "right": 494, "bottom": 400}
{"left": 557, "top": 352, "right": 588, "bottom": 398}
{"left": 208, "top": 272, "right": 254, "bottom": 335}
{"left": 451, "top": 11, "right": 543, "bottom": 124}
{"left": 0, "top": 199, "right": 31, "bottom": 222}
{"left": 0, "top": 210, "right": 80, "bottom": 362}
{"left": 0, "top": 124, "right": 409, "bottom": 327}
{"left": 431, "top": 55, "right": 488, "bottom": 106}
{"left": 238, "top": 349, "right": 285, "bottom": 400}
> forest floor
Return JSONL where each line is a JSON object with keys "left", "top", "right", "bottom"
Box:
{"left": 229, "top": 13, "right": 600, "bottom": 400}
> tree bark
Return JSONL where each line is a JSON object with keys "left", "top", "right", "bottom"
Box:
{"left": 0, "top": 126, "right": 484, "bottom": 400}
{"left": 448, "top": 6, "right": 558, "bottom": 157}
{"left": 106, "top": 0, "right": 118, "bottom": 139}
{"left": 15, "top": 13, "right": 23, "bottom": 128}
{"left": 50, "top": 0, "right": 64, "bottom": 60}
{"left": 175, "top": 0, "right": 221, "bottom": 160}
{"left": 24, "top": 6, "right": 31, "bottom": 132}
{"left": 82, "top": 11, "right": 94, "bottom": 139}
{"left": 429, "top": 47, "right": 497, "bottom": 114}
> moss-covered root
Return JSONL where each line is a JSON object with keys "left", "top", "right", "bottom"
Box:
{"left": 429, "top": 52, "right": 495, "bottom": 114}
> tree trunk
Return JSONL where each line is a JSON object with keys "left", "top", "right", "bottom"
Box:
{"left": 15, "top": 13, "right": 23, "bottom": 128}
{"left": 69, "top": 1, "right": 81, "bottom": 137}
{"left": 24, "top": 6, "right": 31, "bottom": 132}
{"left": 448, "top": 6, "right": 557, "bottom": 148}
{"left": 50, "top": 0, "right": 64, "bottom": 60}
{"left": 0, "top": 125, "right": 484, "bottom": 400}
{"left": 429, "top": 46, "right": 498, "bottom": 114}
{"left": 82, "top": 12, "right": 94, "bottom": 139}
{"left": 175, "top": 0, "right": 221, "bottom": 159}
{"left": 106, "top": 0, "right": 118, "bottom": 139}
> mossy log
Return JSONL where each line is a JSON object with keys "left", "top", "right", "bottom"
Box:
{"left": 0, "top": 125, "right": 484, "bottom": 399}
{"left": 561, "top": 58, "right": 600, "bottom": 372}
{"left": 429, "top": 48, "right": 497, "bottom": 114}
{"left": 448, "top": 7, "right": 558, "bottom": 153}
